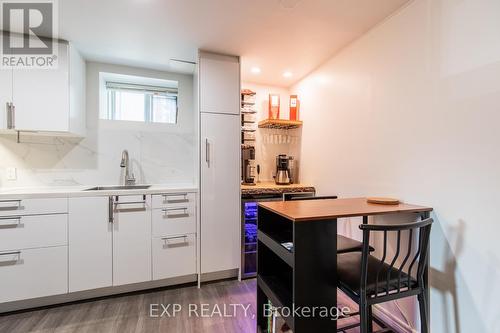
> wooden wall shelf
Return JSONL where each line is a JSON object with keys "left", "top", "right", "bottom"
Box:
{"left": 258, "top": 119, "right": 303, "bottom": 130}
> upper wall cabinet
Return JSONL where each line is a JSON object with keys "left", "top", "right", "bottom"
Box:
{"left": 199, "top": 51, "right": 240, "bottom": 115}
{"left": 0, "top": 67, "right": 12, "bottom": 130}
{"left": 0, "top": 36, "right": 86, "bottom": 136}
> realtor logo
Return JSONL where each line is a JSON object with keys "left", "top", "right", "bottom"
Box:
{"left": 0, "top": 0, "right": 58, "bottom": 68}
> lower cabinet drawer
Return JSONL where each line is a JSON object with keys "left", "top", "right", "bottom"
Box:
{"left": 152, "top": 206, "right": 196, "bottom": 237}
{"left": 0, "top": 246, "right": 68, "bottom": 303}
{"left": 0, "top": 198, "right": 68, "bottom": 217}
{"left": 152, "top": 234, "right": 196, "bottom": 280}
{"left": 0, "top": 214, "right": 67, "bottom": 252}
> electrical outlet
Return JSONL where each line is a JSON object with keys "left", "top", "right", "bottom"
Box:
{"left": 6, "top": 167, "right": 17, "bottom": 181}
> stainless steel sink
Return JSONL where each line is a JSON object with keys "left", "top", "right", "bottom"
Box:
{"left": 83, "top": 185, "right": 152, "bottom": 191}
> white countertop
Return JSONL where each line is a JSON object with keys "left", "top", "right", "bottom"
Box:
{"left": 0, "top": 184, "right": 198, "bottom": 200}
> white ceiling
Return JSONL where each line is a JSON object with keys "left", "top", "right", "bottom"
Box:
{"left": 58, "top": 0, "right": 410, "bottom": 87}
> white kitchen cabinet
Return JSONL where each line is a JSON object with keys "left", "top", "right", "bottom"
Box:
{"left": 201, "top": 113, "right": 241, "bottom": 274}
{"left": 112, "top": 195, "right": 152, "bottom": 286}
{"left": 0, "top": 246, "right": 68, "bottom": 303}
{"left": 1, "top": 36, "right": 85, "bottom": 136}
{"left": 199, "top": 51, "right": 240, "bottom": 115}
{"left": 152, "top": 234, "right": 196, "bottom": 280}
{"left": 68, "top": 197, "right": 112, "bottom": 292}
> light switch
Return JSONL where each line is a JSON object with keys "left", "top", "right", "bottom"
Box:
{"left": 6, "top": 167, "right": 17, "bottom": 181}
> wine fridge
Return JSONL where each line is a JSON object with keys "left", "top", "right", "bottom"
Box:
{"left": 241, "top": 191, "right": 315, "bottom": 278}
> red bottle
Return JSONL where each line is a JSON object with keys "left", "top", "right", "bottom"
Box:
{"left": 289, "top": 95, "right": 299, "bottom": 120}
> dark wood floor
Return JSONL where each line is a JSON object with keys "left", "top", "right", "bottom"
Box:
{"left": 0, "top": 279, "right": 377, "bottom": 333}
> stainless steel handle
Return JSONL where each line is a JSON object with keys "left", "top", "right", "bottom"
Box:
{"left": 6, "top": 102, "right": 10, "bottom": 129}
{"left": 115, "top": 194, "right": 146, "bottom": 206}
{"left": 0, "top": 216, "right": 21, "bottom": 226}
{"left": 162, "top": 193, "right": 188, "bottom": 203}
{"left": 205, "top": 138, "right": 210, "bottom": 167}
{"left": 108, "top": 197, "right": 114, "bottom": 223}
{"left": 0, "top": 251, "right": 21, "bottom": 263}
{"left": 0, "top": 199, "right": 21, "bottom": 210}
{"left": 114, "top": 196, "right": 146, "bottom": 211}
{"left": 161, "top": 207, "right": 188, "bottom": 217}
{"left": 11, "top": 104, "right": 15, "bottom": 129}
{"left": 6, "top": 102, "right": 15, "bottom": 129}
{"left": 161, "top": 235, "right": 188, "bottom": 243}
{"left": 0, "top": 251, "right": 21, "bottom": 256}
{"left": 114, "top": 201, "right": 146, "bottom": 206}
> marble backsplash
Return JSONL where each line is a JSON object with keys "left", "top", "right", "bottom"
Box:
{"left": 0, "top": 61, "right": 197, "bottom": 189}
{"left": 0, "top": 128, "right": 196, "bottom": 188}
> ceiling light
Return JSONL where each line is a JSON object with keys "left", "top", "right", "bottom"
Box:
{"left": 283, "top": 71, "right": 293, "bottom": 78}
{"left": 251, "top": 67, "right": 261, "bottom": 74}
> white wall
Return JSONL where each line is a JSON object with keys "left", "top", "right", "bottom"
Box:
{"left": 242, "top": 82, "right": 302, "bottom": 182}
{"left": 0, "top": 62, "right": 196, "bottom": 188}
{"left": 292, "top": 0, "right": 500, "bottom": 332}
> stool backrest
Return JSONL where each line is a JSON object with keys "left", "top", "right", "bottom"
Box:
{"left": 359, "top": 218, "right": 433, "bottom": 297}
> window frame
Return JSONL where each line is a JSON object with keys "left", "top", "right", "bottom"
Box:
{"left": 101, "top": 76, "right": 179, "bottom": 125}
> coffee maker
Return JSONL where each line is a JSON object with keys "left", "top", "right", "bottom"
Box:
{"left": 242, "top": 146, "right": 256, "bottom": 185}
{"left": 275, "top": 154, "right": 292, "bottom": 185}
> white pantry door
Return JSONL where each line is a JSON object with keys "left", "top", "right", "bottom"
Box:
{"left": 201, "top": 113, "right": 240, "bottom": 274}
{"left": 199, "top": 52, "right": 240, "bottom": 115}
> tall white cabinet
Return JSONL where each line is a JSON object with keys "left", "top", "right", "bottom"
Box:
{"left": 199, "top": 51, "right": 241, "bottom": 276}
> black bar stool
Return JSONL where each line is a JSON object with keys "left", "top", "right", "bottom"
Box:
{"left": 286, "top": 195, "right": 374, "bottom": 253}
{"left": 336, "top": 218, "right": 433, "bottom": 333}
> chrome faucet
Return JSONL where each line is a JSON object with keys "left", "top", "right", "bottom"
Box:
{"left": 120, "top": 150, "right": 136, "bottom": 185}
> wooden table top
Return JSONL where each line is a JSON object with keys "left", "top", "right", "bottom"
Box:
{"left": 258, "top": 197, "right": 433, "bottom": 222}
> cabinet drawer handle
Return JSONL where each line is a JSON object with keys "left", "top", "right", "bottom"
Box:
{"left": 0, "top": 251, "right": 21, "bottom": 263}
{"left": 161, "top": 207, "right": 188, "bottom": 217}
{"left": 108, "top": 197, "right": 114, "bottom": 223}
{"left": 115, "top": 201, "right": 146, "bottom": 206}
{"left": 205, "top": 139, "right": 210, "bottom": 167}
{"left": 161, "top": 235, "right": 188, "bottom": 244}
{"left": 0, "top": 216, "right": 21, "bottom": 227}
{"left": 162, "top": 193, "right": 188, "bottom": 203}
{"left": 0, "top": 200, "right": 22, "bottom": 210}
{"left": 114, "top": 200, "right": 147, "bottom": 211}
{"left": 6, "top": 102, "right": 15, "bottom": 130}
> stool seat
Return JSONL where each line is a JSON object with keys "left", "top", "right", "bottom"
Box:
{"left": 337, "top": 252, "right": 418, "bottom": 297}
{"left": 337, "top": 235, "right": 375, "bottom": 254}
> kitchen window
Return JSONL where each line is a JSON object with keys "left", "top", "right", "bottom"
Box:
{"left": 104, "top": 81, "right": 178, "bottom": 124}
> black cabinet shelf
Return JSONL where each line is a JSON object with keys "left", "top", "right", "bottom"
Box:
{"left": 258, "top": 231, "right": 294, "bottom": 268}
{"left": 257, "top": 275, "right": 294, "bottom": 331}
